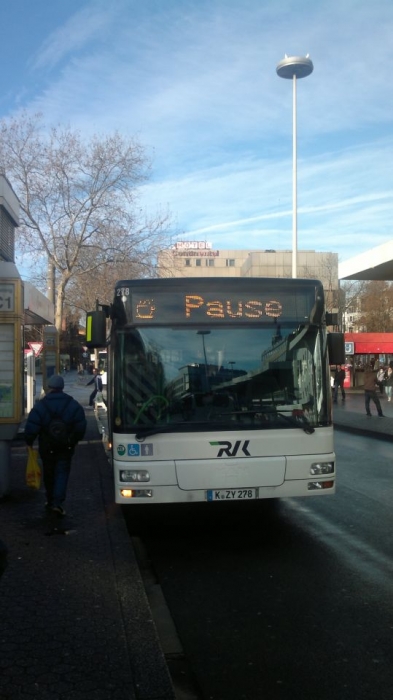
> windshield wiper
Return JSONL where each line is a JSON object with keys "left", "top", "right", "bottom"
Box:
{"left": 270, "top": 409, "right": 315, "bottom": 434}
{"left": 134, "top": 411, "right": 314, "bottom": 438}
{"left": 232, "top": 407, "right": 315, "bottom": 434}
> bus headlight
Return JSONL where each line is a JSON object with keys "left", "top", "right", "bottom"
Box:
{"left": 120, "top": 470, "right": 150, "bottom": 482}
{"left": 310, "top": 462, "right": 334, "bottom": 476}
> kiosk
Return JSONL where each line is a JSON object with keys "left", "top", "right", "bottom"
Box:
{"left": 0, "top": 263, "right": 24, "bottom": 496}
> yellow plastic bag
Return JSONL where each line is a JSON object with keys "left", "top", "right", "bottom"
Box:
{"left": 26, "top": 447, "right": 41, "bottom": 490}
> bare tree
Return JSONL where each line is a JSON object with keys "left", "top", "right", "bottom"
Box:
{"left": 338, "top": 280, "right": 367, "bottom": 331}
{"left": 0, "top": 111, "right": 172, "bottom": 330}
{"left": 338, "top": 279, "right": 393, "bottom": 332}
{"left": 66, "top": 259, "right": 148, "bottom": 314}
{"left": 316, "top": 253, "right": 338, "bottom": 313}
{"left": 359, "top": 280, "right": 393, "bottom": 332}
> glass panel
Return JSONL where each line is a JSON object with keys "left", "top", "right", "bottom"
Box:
{"left": 113, "top": 323, "right": 329, "bottom": 433}
{"left": 0, "top": 324, "right": 14, "bottom": 417}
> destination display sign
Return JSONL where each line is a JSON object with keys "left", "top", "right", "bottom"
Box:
{"left": 115, "top": 287, "right": 318, "bottom": 324}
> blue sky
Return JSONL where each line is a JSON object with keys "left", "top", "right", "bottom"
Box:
{"left": 1, "top": 0, "right": 392, "bottom": 266}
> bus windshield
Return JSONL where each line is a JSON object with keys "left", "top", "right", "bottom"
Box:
{"left": 112, "top": 321, "right": 329, "bottom": 435}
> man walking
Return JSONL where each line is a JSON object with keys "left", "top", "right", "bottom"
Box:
{"left": 86, "top": 367, "right": 106, "bottom": 407}
{"left": 333, "top": 364, "right": 346, "bottom": 403}
{"left": 24, "top": 375, "right": 87, "bottom": 515}
{"left": 363, "top": 366, "right": 384, "bottom": 418}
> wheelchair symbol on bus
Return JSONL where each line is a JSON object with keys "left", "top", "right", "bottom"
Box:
{"left": 127, "top": 444, "right": 140, "bottom": 456}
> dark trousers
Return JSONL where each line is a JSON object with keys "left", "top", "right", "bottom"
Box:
{"left": 364, "top": 390, "right": 383, "bottom": 416}
{"left": 89, "top": 388, "right": 98, "bottom": 406}
{"left": 40, "top": 451, "right": 72, "bottom": 507}
{"left": 333, "top": 383, "right": 345, "bottom": 402}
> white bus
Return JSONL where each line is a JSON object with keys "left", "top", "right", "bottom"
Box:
{"left": 86, "top": 277, "right": 344, "bottom": 505}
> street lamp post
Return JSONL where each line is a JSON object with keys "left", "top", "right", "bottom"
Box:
{"left": 276, "top": 55, "right": 313, "bottom": 278}
{"left": 197, "top": 330, "right": 211, "bottom": 389}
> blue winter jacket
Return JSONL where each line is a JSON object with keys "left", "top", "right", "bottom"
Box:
{"left": 24, "top": 390, "right": 87, "bottom": 454}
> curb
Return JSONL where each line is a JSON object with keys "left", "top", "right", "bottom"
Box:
{"left": 334, "top": 421, "right": 393, "bottom": 442}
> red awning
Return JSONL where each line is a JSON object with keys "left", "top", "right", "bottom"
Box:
{"left": 345, "top": 333, "right": 393, "bottom": 354}
{"left": 353, "top": 342, "right": 393, "bottom": 353}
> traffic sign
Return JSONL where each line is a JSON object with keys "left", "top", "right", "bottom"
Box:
{"left": 345, "top": 341, "right": 354, "bottom": 355}
{"left": 28, "top": 342, "right": 44, "bottom": 356}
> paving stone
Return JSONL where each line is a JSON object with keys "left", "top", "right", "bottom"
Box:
{"left": 0, "top": 373, "right": 175, "bottom": 700}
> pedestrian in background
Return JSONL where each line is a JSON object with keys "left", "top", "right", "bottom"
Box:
{"left": 333, "top": 364, "right": 346, "bottom": 403}
{"left": 86, "top": 367, "right": 106, "bottom": 407}
{"left": 385, "top": 365, "right": 393, "bottom": 402}
{"left": 376, "top": 367, "right": 386, "bottom": 395}
{"left": 24, "top": 374, "right": 87, "bottom": 515}
{"left": 363, "top": 366, "right": 384, "bottom": 417}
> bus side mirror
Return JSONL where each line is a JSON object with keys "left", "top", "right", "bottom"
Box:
{"left": 326, "top": 312, "right": 338, "bottom": 326}
{"left": 328, "top": 332, "right": 345, "bottom": 365}
{"left": 85, "top": 310, "right": 107, "bottom": 349}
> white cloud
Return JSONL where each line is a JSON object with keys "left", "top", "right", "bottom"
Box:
{"left": 30, "top": 0, "right": 119, "bottom": 71}
{"left": 138, "top": 134, "right": 393, "bottom": 261}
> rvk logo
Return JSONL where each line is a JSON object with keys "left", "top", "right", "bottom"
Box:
{"left": 210, "top": 440, "right": 251, "bottom": 457}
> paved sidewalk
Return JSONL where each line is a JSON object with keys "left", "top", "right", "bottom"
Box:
{"left": 0, "top": 371, "right": 175, "bottom": 700}
{"left": 332, "top": 388, "right": 393, "bottom": 441}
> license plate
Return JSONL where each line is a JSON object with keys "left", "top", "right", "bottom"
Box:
{"left": 207, "top": 488, "right": 257, "bottom": 501}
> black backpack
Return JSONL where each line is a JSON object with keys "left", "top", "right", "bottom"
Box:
{"left": 43, "top": 396, "right": 74, "bottom": 451}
